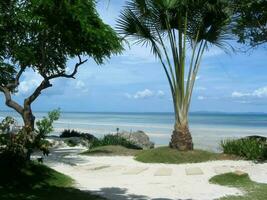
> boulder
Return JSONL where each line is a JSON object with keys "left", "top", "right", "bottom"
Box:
{"left": 118, "top": 130, "right": 154, "bottom": 150}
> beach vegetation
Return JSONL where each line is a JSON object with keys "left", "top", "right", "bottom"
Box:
{"left": 0, "top": 0, "right": 122, "bottom": 149}
{"left": 0, "top": 161, "right": 105, "bottom": 200}
{"left": 135, "top": 147, "right": 237, "bottom": 164}
{"left": 221, "top": 137, "right": 267, "bottom": 161}
{"left": 210, "top": 173, "right": 267, "bottom": 200}
{"left": 60, "top": 129, "right": 96, "bottom": 141}
{"left": 90, "top": 134, "right": 142, "bottom": 150}
{"left": 117, "top": 0, "right": 232, "bottom": 151}
{"left": 0, "top": 110, "right": 60, "bottom": 166}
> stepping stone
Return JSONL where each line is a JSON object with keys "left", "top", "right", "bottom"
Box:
{"left": 154, "top": 168, "right": 173, "bottom": 176}
{"left": 101, "top": 165, "right": 125, "bottom": 172}
{"left": 88, "top": 165, "right": 110, "bottom": 171}
{"left": 234, "top": 170, "right": 246, "bottom": 176}
{"left": 123, "top": 167, "right": 148, "bottom": 175}
{"left": 213, "top": 166, "right": 232, "bottom": 174}
{"left": 185, "top": 167, "right": 203, "bottom": 175}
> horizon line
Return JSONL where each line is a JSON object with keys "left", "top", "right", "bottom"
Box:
{"left": 0, "top": 109, "right": 267, "bottom": 115}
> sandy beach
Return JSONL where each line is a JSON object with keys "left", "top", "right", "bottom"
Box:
{"left": 43, "top": 146, "right": 267, "bottom": 200}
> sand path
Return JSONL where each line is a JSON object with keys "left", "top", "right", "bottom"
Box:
{"left": 42, "top": 146, "right": 267, "bottom": 200}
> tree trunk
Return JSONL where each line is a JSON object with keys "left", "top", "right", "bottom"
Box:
{"left": 22, "top": 104, "right": 35, "bottom": 131}
{"left": 169, "top": 123, "right": 193, "bottom": 151}
{"left": 22, "top": 107, "right": 35, "bottom": 161}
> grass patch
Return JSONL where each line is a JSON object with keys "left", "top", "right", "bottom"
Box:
{"left": 82, "top": 145, "right": 141, "bottom": 156}
{"left": 221, "top": 138, "right": 267, "bottom": 161}
{"left": 135, "top": 147, "right": 238, "bottom": 164}
{"left": 210, "top": 173, "right": 267, "bottom": 200}
{"left": 0, "top": 162, "right": 105, "bottom": 200}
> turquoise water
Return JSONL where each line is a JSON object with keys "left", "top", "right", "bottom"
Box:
{"left": 1, "top": 111, "right": 267, "bottom": 151}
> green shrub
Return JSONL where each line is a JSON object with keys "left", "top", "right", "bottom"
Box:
{"left": 90, "top": 134, "right": 141, "bottom": 150}
{"left": 60, "top": 129, "right": 95, "bottom": 141}
{"left": 221, "top": 137, "right": 267, "bottom": 161}
{"left": 0, "top": 109, "right": 60, "bottom": 167}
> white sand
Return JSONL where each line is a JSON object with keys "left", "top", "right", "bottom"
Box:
{"left": 43, "top": 147, "right": 267, "bottom": 200}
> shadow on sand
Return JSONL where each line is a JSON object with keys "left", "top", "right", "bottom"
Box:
{"left": 93, "top": 187, "right": 193, "bottom": 200}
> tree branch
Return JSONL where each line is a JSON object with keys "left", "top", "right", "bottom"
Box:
{"left": 6, "top": 66, "right": 26, "bottom": 90}
{"left": 48, "top": 56, "right": 88, "bottom": 80}
{"left": 25, "top": 79, "right": 52, "bottom": 105}
{"left": 26, "top": 56, "right": 87, "bottom": 105}
{"left": 0, "top": 86, "right": 24, "bottom": 114}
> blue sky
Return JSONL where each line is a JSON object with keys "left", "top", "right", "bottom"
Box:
{"left": 0, "top": 0, "right": 267, "bottom": 113}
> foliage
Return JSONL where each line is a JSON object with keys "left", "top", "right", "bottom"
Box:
{"left": 0, "top": 109, "right": 61, "bottom": 167}
{"left": 0, "top": 116, "right": 17, "bottom": 133}
{"left": 135, "top": 147, "right": 237, "bottom": 164}
{"left": 60, "top": 129, "right": 95, "bottom": 141}
{"left": 231, "top": 0, "right": 267, "bottom": 48}
{"left": 210, "top": 173, "right": 267, "bottom": 200}
{"left": 36, "top": 109, "right": 60, "bottom": 137}
{"left": 221, "top": 137, "right": 267, "bottom": 161}
{"left": 0, "top": 127, "right": 36, "bottom": 168}
{"left": 0, "top": 0, "right": 122, "bottom": 138}
{"left": 117, "top": 0, "right": 232, "bottom": 149}
{"left": 0, "top": 162, "right": 105, "bottom": 200}
{"left": 90, "top": 134, "right": 141, "bottom": 150}
{"left": 0, "top": 0, "right": 122, "bottom": 77}
{"left": 34, "top": 109, "right": 61, "bottom": 156}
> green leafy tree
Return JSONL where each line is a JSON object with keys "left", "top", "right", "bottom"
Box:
{"left": 117, "top": 0, "right": 231, "bottom": 150}
{"left": 0, "top": 0, "right": 122, "bottom": 131}
{"left": 231, "top": 0, "right": 267, "bottom": 48}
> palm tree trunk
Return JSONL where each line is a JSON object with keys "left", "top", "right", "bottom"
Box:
{"left": 170, "top": 122, "right": 193, "bottom": 151}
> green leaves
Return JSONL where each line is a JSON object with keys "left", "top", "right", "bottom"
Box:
{"left": 0, "top": 0, "right": 122, "bottom": 80}
{"left": 231, "top": 0, "right": 267, "bottom": 48}
{"left": 36, "top": 109, "right": 60, "bottom": 137}
{"left": 0, "top": 63, "right": 16, "bottom": 87}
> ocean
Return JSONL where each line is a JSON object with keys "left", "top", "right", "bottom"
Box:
{"left": 0, "top": 111, "right": 267, "bottom": 151}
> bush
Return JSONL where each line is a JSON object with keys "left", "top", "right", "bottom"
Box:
{"left": 60, "top": 129, "right": 95, "bottom": 141}
{"left": 0, "top": 109, "right": 60, "bottom": 168}
{"left": 90, "top": 134, "right": 141, "bottom": 150}
{"left": 221, "top": 137, "right": 267, "bottom": 161}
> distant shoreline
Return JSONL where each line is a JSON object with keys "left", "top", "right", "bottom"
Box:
{"left": 1, "top": 110, "right": 267, "bottom": 115}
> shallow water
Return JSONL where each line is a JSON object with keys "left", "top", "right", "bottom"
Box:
{"left": 1, "top": 111, "right": 267, "bottom": 151}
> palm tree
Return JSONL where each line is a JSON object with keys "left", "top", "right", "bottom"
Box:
{"left": 117, "top": 0, "right": 231, "bottom": 150}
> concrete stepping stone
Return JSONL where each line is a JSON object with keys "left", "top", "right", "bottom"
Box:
{"left": 185, "top": 167, "right": 203, "bottom": 175}
{"left": 87, "top": 164, "right": 111, "bottom": 171}
{"left": 101, "top": 165, "right": 125, "bottom": 172}
{"left": 123, "top": 167, "right": 148, "bottom": 175}
{"left": 234, "top": 170, "right": 247, "bottom": 176}
{"left": 154, "top": 168, "right": 173, "bottom": 176}
{"left": 213, "top": 166, "right": 232, "bottom": 174}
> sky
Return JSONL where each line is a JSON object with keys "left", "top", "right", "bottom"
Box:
{"left": 0, "top": 0, "right": 267, "bottom": 113}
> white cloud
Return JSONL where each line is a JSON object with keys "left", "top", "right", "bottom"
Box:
{"left": 134, "top": 89, "right": 154, "bottom": 99}
{"left": 75, "top": 80, "right": 88, "bottom": 93}
{"left": 197, "top": 96, "right": 206, "bottom": 100}
{"left": 18, "top": 71, "right": 42, "bottom": 95}
{"left": 75, "top": 80, "right": 85, "bottom": 89}
{"left": 125, "top": 89, "right": 165, "bottom": 99}
{"left": 195, "top": 86, "right": 207, "bottom": 91}
{"left": 157, "top": 90, "right": 165, "bottom": 98}
{"left": 232, "top": 86, "right": 267, "bottom": 98}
